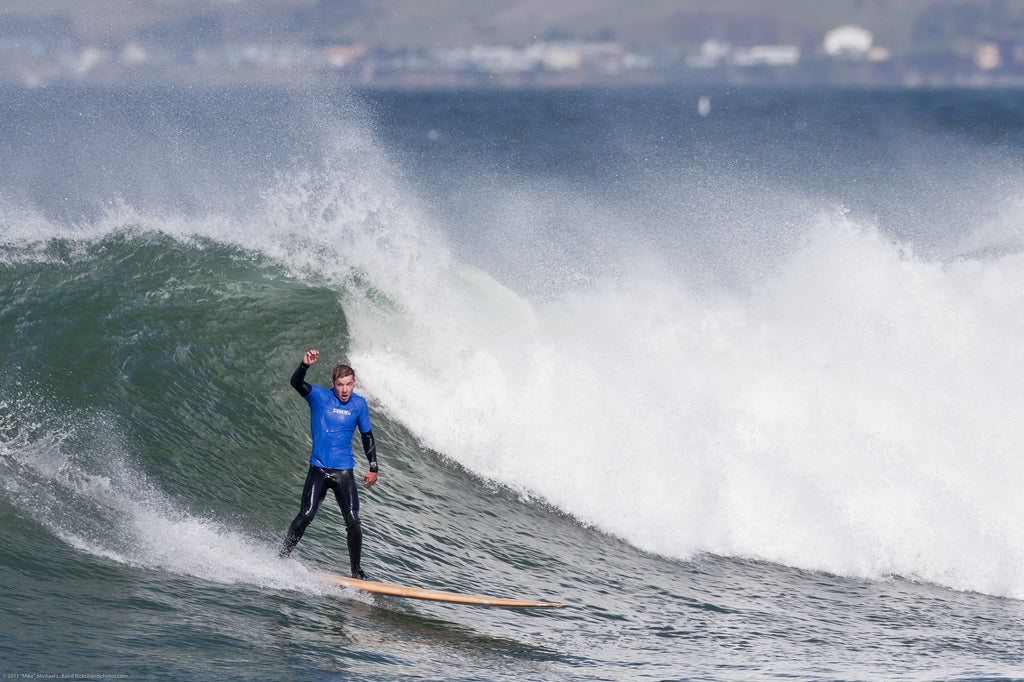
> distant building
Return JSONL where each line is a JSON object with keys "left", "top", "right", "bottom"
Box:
{"left": 974, "top": 42, "right": 1001, "bottom": 70}
{"left": 687, "top": 39, "right": 731, "bottom": 68}
{"left": 320, "top": 45, "right": 367, "bottom": 69}
{"left": 74, "top": 46, "right": 110, "bottom": 76}
{"left": 731, "top": 45, "right": 800, "bottom": 67}
{"left": 823, "top": 25, "right": 873, "bottom": 58}
{"left": 120, "top": 41, "right": 149, "bottom": 66}
{"left": 687, "top": 39, "right": 798, "bottom": 68}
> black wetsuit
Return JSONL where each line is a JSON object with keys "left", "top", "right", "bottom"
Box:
{"left": 280, "top": 363, "right": 378, "bottom": 578}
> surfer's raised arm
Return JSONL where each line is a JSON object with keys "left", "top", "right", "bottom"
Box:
{"left": 290, "top": 350, "right": 316, "bottom": 397}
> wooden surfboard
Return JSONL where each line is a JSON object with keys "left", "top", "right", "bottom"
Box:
{"left": 314, "top": 572, "right": 568, "bottom": 608}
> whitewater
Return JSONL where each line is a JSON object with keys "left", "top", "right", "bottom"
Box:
{"left": 3, "top": 85, "right": 1024, "bottom": 680}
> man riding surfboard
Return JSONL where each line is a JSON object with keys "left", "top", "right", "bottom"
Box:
{"left": 279, "top": 350, "right": 379, "bottom": 580}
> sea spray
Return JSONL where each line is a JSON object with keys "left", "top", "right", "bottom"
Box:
{"left": 349, "top": 203, "right": 1024, "bottom": 598}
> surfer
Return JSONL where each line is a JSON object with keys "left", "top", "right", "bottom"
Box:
{"left": 279, "top": 349, "right": 379, "bottom": 580}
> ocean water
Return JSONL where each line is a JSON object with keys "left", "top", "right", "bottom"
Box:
{"left": 3, "top": 84, "right": 1024, "bottom": 680}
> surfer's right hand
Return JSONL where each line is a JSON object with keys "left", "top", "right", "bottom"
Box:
{"left": 303, "top": 349, "right": 319, "bottom": 365}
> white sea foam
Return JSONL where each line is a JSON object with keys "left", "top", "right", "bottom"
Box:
{"left": 0, "top": 399, "right": 337, "bottom": 596}
{"left": 338, "top": 188, "right": 1024, "bottom": 599}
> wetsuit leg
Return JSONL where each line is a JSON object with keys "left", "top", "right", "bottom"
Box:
{"left": 280, "top": 466, "right": 330, "bottom": 557}
{"left": 328, "top": 469, "right": 363, "bottom": 577}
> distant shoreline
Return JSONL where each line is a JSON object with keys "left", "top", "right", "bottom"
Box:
{"left": 8, "top": 71, "right": 1024, "bottom": 91}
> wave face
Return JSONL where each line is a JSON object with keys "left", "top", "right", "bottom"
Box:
{"left": 4, "top": 86, "right": 1024, "bottom": 680}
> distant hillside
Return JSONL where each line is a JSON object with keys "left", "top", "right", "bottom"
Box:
{"left": 304, "top": 0, "right": 936, "bottom": 54}
{"left": 6, "top": 0, "right": 1024, "bottom": 59}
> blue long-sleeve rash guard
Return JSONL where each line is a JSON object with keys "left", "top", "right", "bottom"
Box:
{"left": 291, "top": 363, "right": 378, "bottom": 472}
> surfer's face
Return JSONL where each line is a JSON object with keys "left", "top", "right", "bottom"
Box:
{"left": 332, "top": 375, "right": 355, "bottom": 402}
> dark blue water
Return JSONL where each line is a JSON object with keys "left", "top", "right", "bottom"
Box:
{"left": 3, "top": 85, "right": 1024, "bottom": 680}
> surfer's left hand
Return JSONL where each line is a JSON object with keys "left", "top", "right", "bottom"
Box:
{"left": 364, "top": 470, "right": 378, "bottom": 488}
